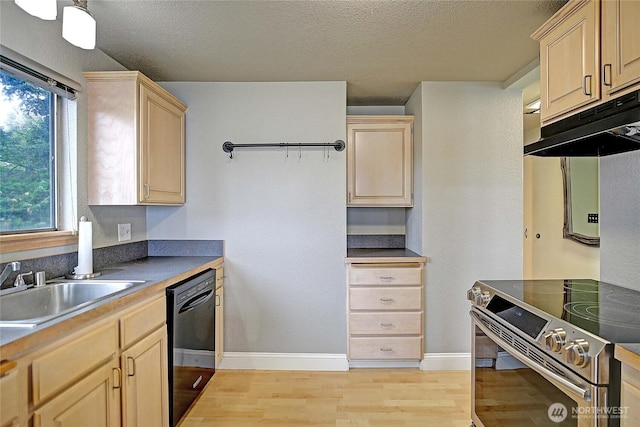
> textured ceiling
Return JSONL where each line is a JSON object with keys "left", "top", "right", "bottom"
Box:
{"left": 85, "top": 0, "right": 565, "bottom": 105}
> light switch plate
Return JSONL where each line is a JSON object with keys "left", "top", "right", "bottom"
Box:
{"left": 118, "top": 223, "right": 131, "bottom": 242}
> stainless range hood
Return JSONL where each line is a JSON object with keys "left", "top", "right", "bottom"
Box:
{"left": 525, "top": 89, "right": 640, "bottom": 157}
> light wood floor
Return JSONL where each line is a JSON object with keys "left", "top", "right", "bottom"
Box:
{"left": 180, "top": 369, "right": 471, "bottom": 427}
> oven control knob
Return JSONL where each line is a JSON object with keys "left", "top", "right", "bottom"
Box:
{"left": 565, "top": 339, "right": 590, "bottom": 368}
{"left": 544, "top": 328, "right": 567, "bottom": 352}
{"left": 467, "top": 287, "right": 481, "bottom": 303}
{"left": 476, "top": 291, "right": 491, "bottom": 307}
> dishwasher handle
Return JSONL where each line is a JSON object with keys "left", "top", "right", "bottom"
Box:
{"left": 178, "top": 289, "right": 215, "bottom": 314}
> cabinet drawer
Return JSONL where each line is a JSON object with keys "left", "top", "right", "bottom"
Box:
{"left": 120, "top": 295, "right": 166, "bottom": 349}
{"left": 349, "top": 337, "right": 423, "bottom": 360}
{"left": 349, "top": 287, "right": 422, "bottom": 310}
{"left": 32, "top": 322, "right": 117, "bottom": 405}
{"left": 349, "top": 312, "right": 422, "bottom": 335}
{"left": 348, "top": 267, "right": 422, "bottom": 286}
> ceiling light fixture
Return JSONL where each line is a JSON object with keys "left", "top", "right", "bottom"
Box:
{"left": 15, "top": 0, "right": 57, "bottom": 20}
{"left": 62, "top": 0, "right": 96, "bottom": 50}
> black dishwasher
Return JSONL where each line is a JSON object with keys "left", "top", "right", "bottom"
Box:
{"left": 166, "top": 268, "right": 216, "bottom": 427}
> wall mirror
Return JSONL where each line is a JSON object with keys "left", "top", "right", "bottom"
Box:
{"left": 561, "top": 158, "right": 600, "bottom": 246}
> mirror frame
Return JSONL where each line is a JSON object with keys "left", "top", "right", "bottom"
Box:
{"left": 561, "top": 158, "right": 600, "bottom": 247}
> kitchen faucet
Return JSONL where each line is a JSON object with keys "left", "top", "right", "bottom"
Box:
{"left": 0, "top": 261, "right": 21, "bottom": 287}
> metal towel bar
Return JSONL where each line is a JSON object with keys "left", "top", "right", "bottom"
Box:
{"left": 222, "top": 140, "right": 345, "bottom": 158}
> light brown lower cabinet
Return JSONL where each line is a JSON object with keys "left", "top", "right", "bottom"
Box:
{"left": 347, "top": 262, "right": 425, "bottom": 362}
{"left": 0, "top": 361, "right": 24, "bottom": 427}
{"left": 620, "top": 363, "right": 640, "bottom": 427}
{"left": 9, "top": 293, "right": 168, "bottom": 427}
{"left": 121, "top": 327, "right": 169, "bottom": 427}
{"left": 33, "top": 360, "right": 121, "bottom": 427}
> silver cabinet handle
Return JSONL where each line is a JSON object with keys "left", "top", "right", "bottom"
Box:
{"left": 379, "top": 322, "right": 395, "bottom": 329}
{"left": 583, "top": 75, "right": 592, "bottom": 96}
{"left": 143, "top": 184, "right": 151, "bottom": 199}
{"left": 379, "top": 297, "right": 394, "bottom": 304}
{"left": 603, "top": 64, "right": 612, "bottom": 87}
{"left": 127, "top": 356, "right": 136, "bottom": 377}
{"left": 113, "top": 367, "right": 121, "bottom": 389}
{"left": 379, "top": 276, "right": 394, "bottom": 282}
{"left": 380, "top": 347, "right": 393, "bottom": 352}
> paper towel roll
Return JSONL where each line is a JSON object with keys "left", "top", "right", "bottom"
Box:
{"left": 75, "top": 219, "right": 93, "bottom": 275}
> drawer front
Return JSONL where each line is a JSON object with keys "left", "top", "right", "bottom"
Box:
{"left": 120, "top": 294, "right": 166, "bottom": 349}
{"left": 348, "top": 267, "right": 422, "bottom": 286}
{"left": 349, "top": 337, "right": 423, "bottom": 360}
{"left": 349, "top": 287, "right": 422, "bottom": 310}
{"left": 349, "top": 312, "right": 422, "bottom": 335}
{"left": 32, "top": 322, "right": 118, "bottom": 405}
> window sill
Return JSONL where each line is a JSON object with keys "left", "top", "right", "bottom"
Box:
{"left": 0, "top": 231, "right": 77, "bottom": 254}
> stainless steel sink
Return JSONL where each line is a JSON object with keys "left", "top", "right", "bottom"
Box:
{"left": 0, "top": 280, "right": 144, "bottom": 328}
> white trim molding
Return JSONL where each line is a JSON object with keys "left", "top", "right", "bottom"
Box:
{"left": 217, "top": 352, "right": 471, "bottom": 371}
{"left": 217, "top": 352, "right": 350, "bottom": 371}
{"left": 420, "top": 353, "right": 471, "bottom": 371}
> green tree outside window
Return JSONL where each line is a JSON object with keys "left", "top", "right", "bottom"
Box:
{"left": 0, "top": 70, "right": 55, "bottom": 233}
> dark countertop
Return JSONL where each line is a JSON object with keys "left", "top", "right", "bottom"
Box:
{"left": 615, "top": 343, "right": 640, "bottom": 369}
{"left": 0, "top": 256, "right": 222, "bottom": 355}
{"left": 345, "top": 248, "right": 427, "bottom": 263}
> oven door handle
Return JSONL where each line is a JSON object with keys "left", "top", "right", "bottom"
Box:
{"left": 178, "top": 289, "right": 215, "bottom": 314}
{"left": 471, "top": 311, "right": 591, "bottom": 402}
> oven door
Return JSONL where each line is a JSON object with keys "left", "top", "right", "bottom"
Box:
{"left": 470, "top": 309, "right": 611, "bottom": 427}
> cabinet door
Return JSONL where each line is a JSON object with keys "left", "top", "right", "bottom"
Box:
{"left": 121, "top": 327, "right": 169, "bottom": 427}
{"left": 0, "top": 363, "right": 21, "bottom": 427}
{"left": 33, "top": 361, "right": 120, "bottom": 427}
{"left": 620, "top": 364, "right": 640, "bottom": 427}
{"left": 538, "top": 0, "right": 599, "bottom": 122}
{"left": 347, "top": 119, "right": 413, "bottom": 207}
{"left": 601, "top": 0, "right": 640, "bottom": 97}
{"left": 215, "top": 285, "right": 224, "bottom": 368}
{"left": 139, "top": 84, "right": 186, "bottom": 205}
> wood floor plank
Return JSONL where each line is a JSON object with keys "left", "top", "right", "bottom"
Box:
{"left": 180, "top": 369, "right": 471, "bottom": 426}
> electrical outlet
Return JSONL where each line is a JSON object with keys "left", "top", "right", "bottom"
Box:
{"left": 118, "top": 223, "right": 132, "bottom": 242}
{"left": 587, "top": 213, "right": 599, "bottom": 224}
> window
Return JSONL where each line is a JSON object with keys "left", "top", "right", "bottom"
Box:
{"left": 0, "top": 70, "right": 55, "bottom": 232}
{"left": 0, "top": 54, "right": 76, "bottom": 235}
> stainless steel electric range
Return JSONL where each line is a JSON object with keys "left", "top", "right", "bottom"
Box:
{"left": 468, "top": 279, "right": 640, "bottom": 427}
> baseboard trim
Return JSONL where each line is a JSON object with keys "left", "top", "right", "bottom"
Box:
{"left": 217, "top": 352, "right": 350, "bottom": 371}
{"left": 216, "top": 352, "right": 471, "bottom": 371}
{"left": 420, "top": 353, "right": 471, "bottom": 371}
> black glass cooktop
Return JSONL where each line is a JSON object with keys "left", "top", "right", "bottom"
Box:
{"left": 480, "top": 279, "right": 640, "bottom": 344}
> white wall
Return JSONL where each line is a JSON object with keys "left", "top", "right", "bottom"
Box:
{"left": 600, "top": 151, "right": 640, "bottom": 290}
{"left": 405, "top": 82, "right": 523, "bottom": 354}
{"left": 147, "top": 82, "right": 347, "bottom": 353}
{"left": 0, "top": 2, "right": 145, "bottom": 262}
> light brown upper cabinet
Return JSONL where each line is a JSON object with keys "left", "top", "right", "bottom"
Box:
{"left": 346, "top": 116, "right": 413, "bottom": 207}
{"left": 533, "top": 0, "right": 640, "bottom": 124}
{"left": 85, "top": 71, "right": 187, "bottom": 205}
{"left": 601, "top": 0, "right": 640, "bottom": 97}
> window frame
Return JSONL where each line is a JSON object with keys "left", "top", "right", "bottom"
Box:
{"left": 0, "top": 47, "right": 80, "bottom": 252}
